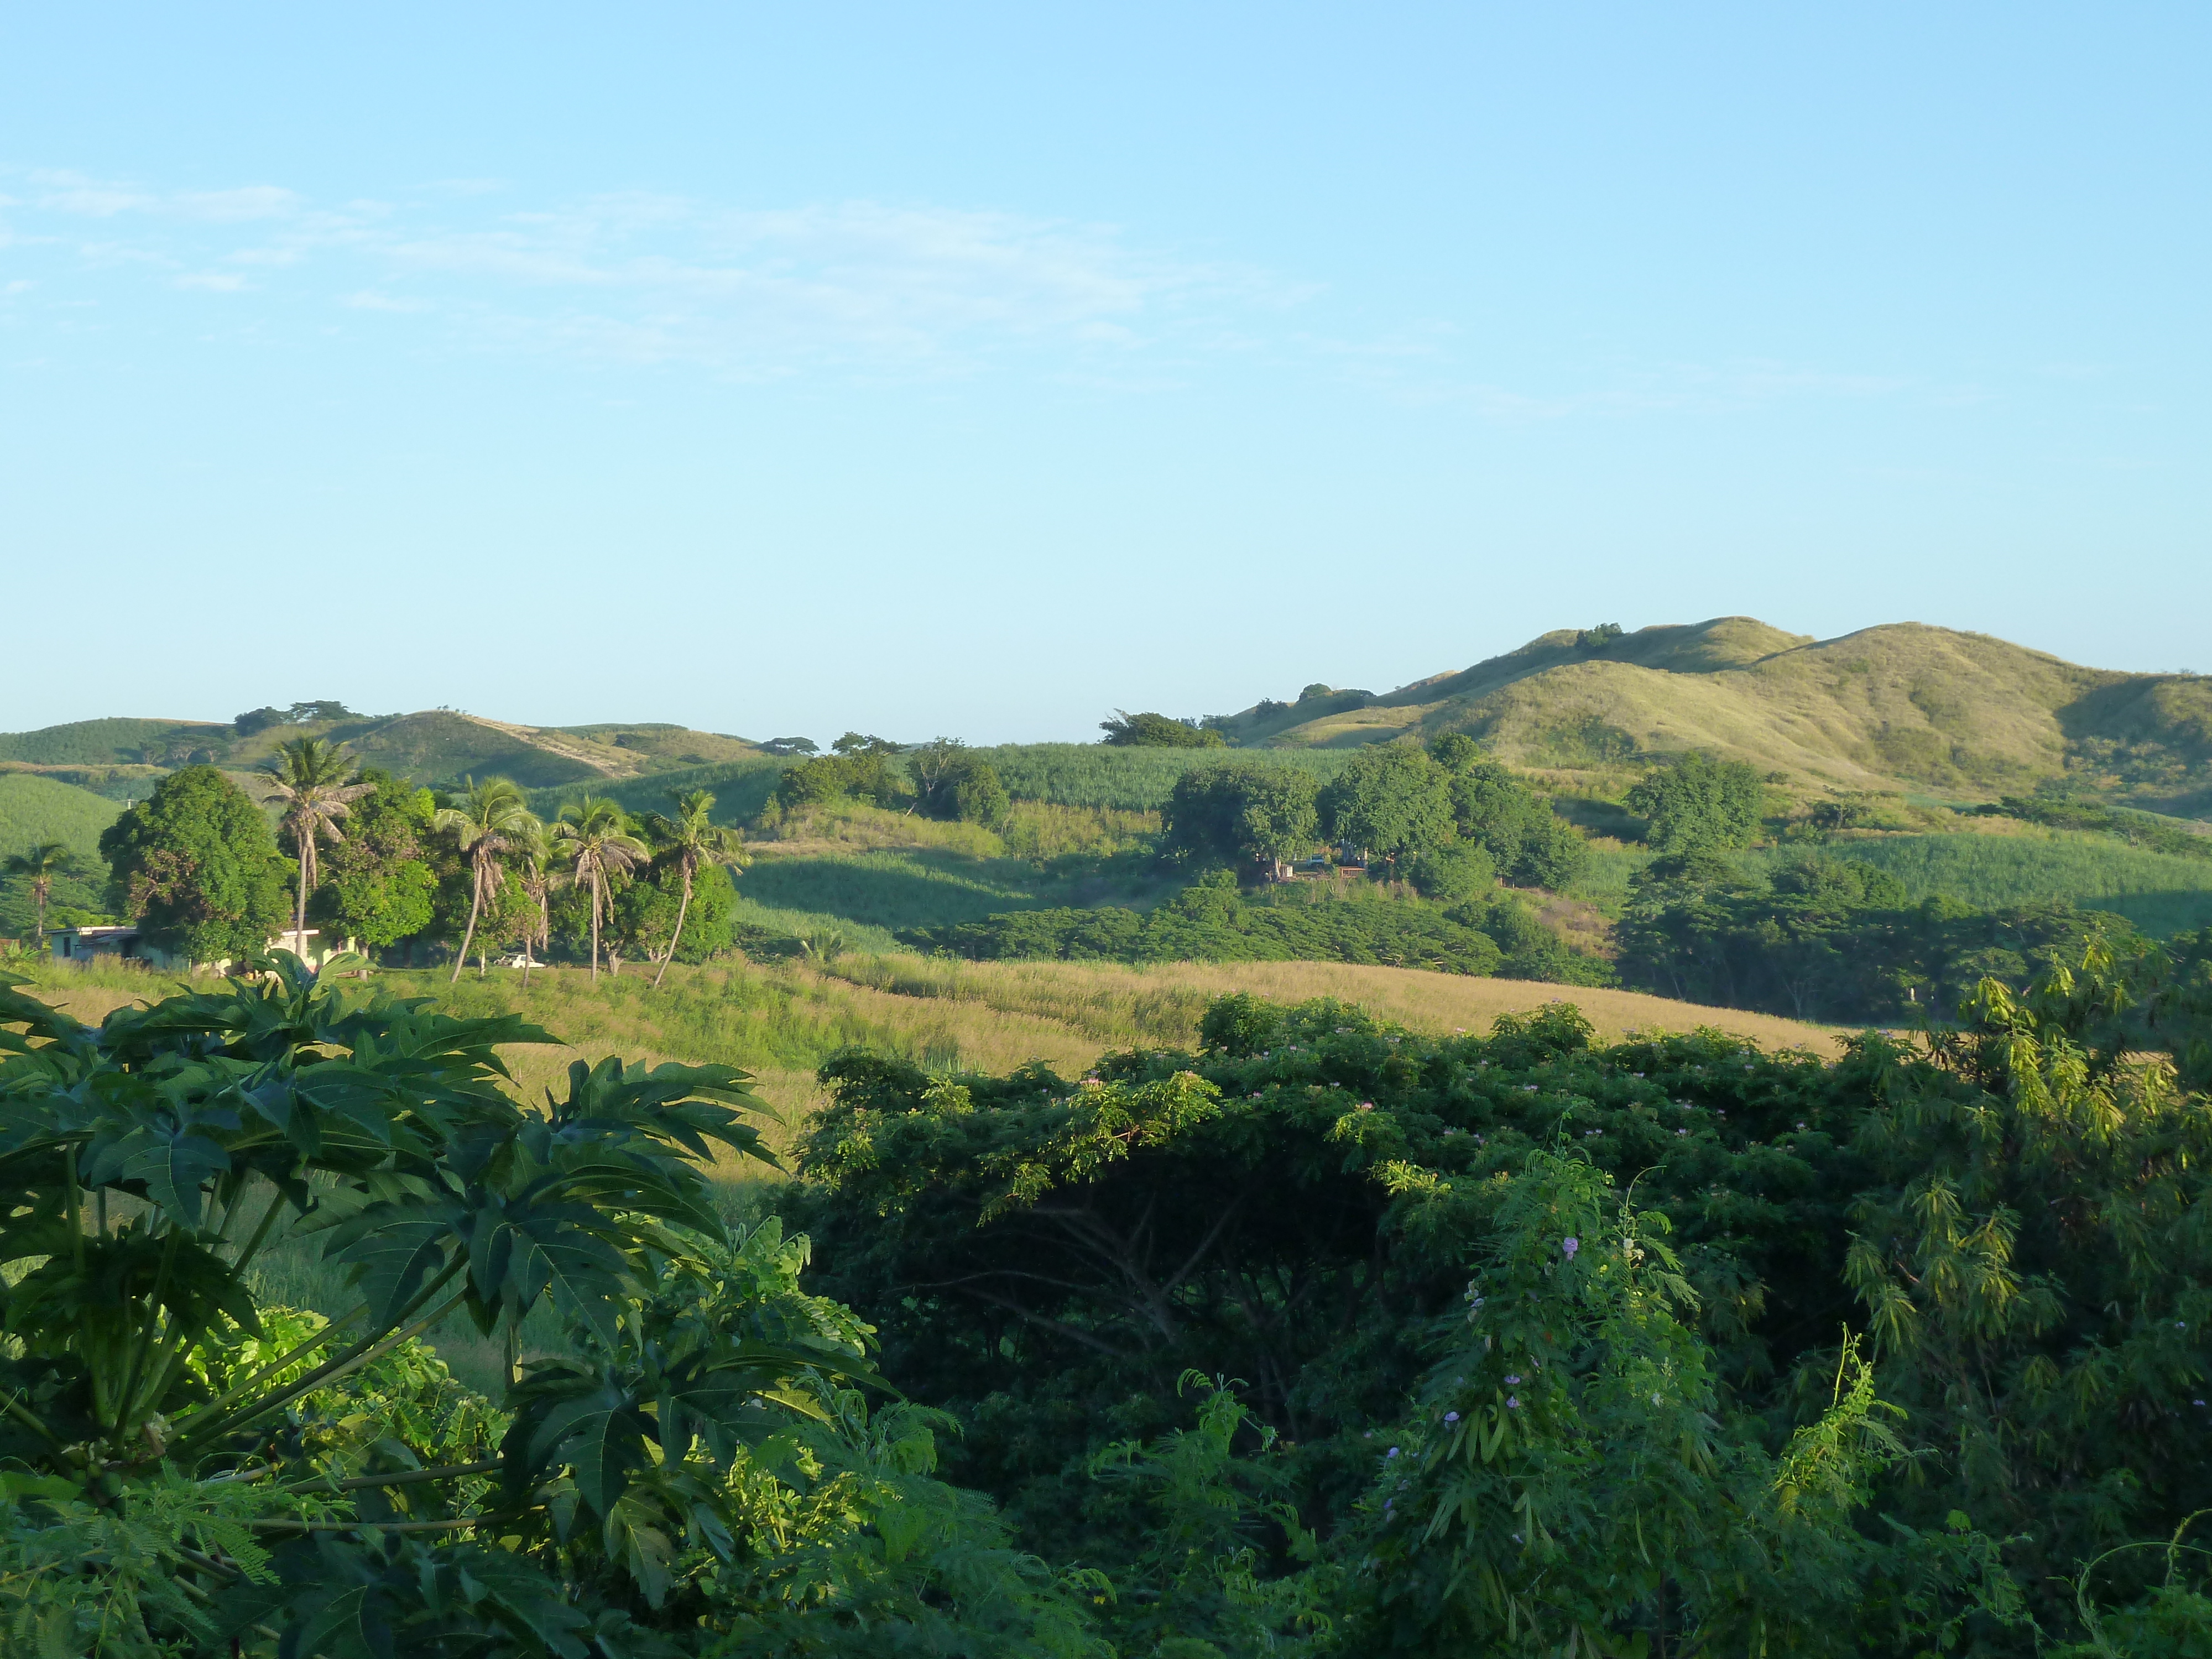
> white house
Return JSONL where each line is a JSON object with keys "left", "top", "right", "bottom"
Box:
{"left": 46, "top": 926, "right": 356, "bottom": 974}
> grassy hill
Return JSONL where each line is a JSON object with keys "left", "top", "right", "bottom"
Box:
{"left": 0, "top": 774, "right": 127, "bottom": 864}
{"left": 1220, "top": 618, "right": 2212, "bottom": 816}
{"left": 0, "top": 708, "right": 771, "bottom": 794}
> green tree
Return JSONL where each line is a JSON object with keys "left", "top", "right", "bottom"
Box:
{"left": 551, "top": 796, "right": 649, "bottom": 981}
{"left": 643, "top": 789, "right": 746, "bottom": 988}
{"left": 263, "top": 736, "right": 372, "bottom": 953}
{"left": 1626, "top": 751, "right": 1767, "bottom": 853}
{"left": 1432, "top": 742, "right": 1591, "bottom": 889}
{"left": 948, "top": 757, "right": 1010, "bottom": 829}
{"left": 1100, "top": 711, "right": 1227, "bottom": 748}
{"left": 1162, "top": 763, "right": 1321, "bottom": 875}
{"left": 1, "top": 842, "right": 76, "bottom": 942}
{"left": 907, "top": 741, "right": 1010, "bottom": 828}
{"left": 432, "top": 777, "right": 539, "bottom": 983}
{"left": 1318, "top": 742, "right": 1454, "bottom": 869}
{"left": 98, "top": 765, "right": 290, "bottom": 965}
{"left": 309, "top": 769, "right": 439, "bottom": 955}
{"left": 1405, "top": 839, "right": 1496, "bottom": 904}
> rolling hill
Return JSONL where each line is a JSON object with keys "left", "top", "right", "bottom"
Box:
{"left": 1217, "top": 618, "right": 2212, "bottom": 816}
{"left": 0, "top": 709, "right": 770, "bottom": 793}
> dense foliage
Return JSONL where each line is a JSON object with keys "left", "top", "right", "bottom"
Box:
{"left": 98, "top": 765, "right": 292, "bottom": 963}
{"left": 784, "top": 941, "right": 2212, "bottom": 1653}
{"left": 1626, "top": 752, "right": 1769, "bottom": 853}
{"left": 1611, "top": 850, "right": 2182, "bottom": 1025}
{"left": 0, "top": 961, "right": 1110, "bottom": 1657}
{"left": 1100, "top": 712, "right": 1226, "bottom": 749}
{"left": 904, "top": 872, "right": 1509, "bottom": 976}
{"left": 1160, "top": 763, "right": 1321, "bottom": 874}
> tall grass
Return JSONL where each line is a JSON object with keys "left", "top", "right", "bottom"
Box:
{"left": 0, "top": 773, "right": 127, "bottom": 863}
{"left": 1803, "top": 831, "right": 2212, "bottom": 937}
{"left": 968, "top": 744, "right": 1354, "bottom": 810}
{"left": 821, "top": 952, "right": 1844, "bottom": 1053}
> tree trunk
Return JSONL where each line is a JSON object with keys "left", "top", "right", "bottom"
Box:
{"left": 452, "top": 857, "right": 486, "bottom": 984}
{"left": 293, "top": 822, "right": 310, "bottom": 961}
{"left": 652, "top": 862, "right": 694, "bottom": 989}
{"left": 589, "top": 867, "right": 602, "bottom": 982}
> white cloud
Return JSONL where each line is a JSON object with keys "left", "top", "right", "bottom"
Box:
{"left": 4, "top": 168, "right": 1267, "bottom": 374}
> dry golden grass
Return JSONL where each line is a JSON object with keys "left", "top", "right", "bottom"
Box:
{"left": 15, "top": 946, "right": 1847, "bottom": 1137}
{"left": 825, "top": 953, "right": 1848, "bottom": 1054}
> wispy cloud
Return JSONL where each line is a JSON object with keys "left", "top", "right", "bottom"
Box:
{"left": 0, "top": 166, "right": 1930, "bottom": 415}
{"left": 0, "top": 169, "right": 1279, "bottom": 377}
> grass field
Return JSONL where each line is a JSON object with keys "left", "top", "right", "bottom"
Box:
{"left": 1809, "top": 830, "right": 2212, "bottom": 937}
{"left": 0, "top": 773, "right": 127, "bottom": 862}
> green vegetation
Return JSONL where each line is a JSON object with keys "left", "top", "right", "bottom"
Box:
{"left": 1161, "top": 760, "right": 1322, "bottom": 873}
{"left": 0, "top": 962, "right": 1095, "bottom": 1655}
{"left": 526, "top": 757, "right": 786, "bottom": 825}
{"left": 0, "top": 843, "right": 78, "bottom": 942}
{"left": 1099, "top": 709, "right": 1226, "bottom": 747}
{"left": 1624, "top": 749, "right": 1767, "bottom": 852}
{"left": 970, "top": 743, "right": 1352, "bottom": 810}
{"left": 1986, "top": 792, "right": 2212, "bottom": 858}
{"left": 99, "top": 765, "right": 291, "bottom": 962}
{"left": 1212, "top": 617, "right": 2212, "bottom": 816}
{"left": 776, "top": 941, "right": 2212, "bottom": 1653}
{"left": 909, "top": 870, "right": 1609, "bottom": 985}
{"left": 0, "top": 716, "right": 228, "bottom": 766}
{"left": 312, "top": 770, "right": 442, "bottom": 951}
{"left": 1811, "top": 830, "right": 2212, "bottom": 937}
{"left": 0, "top": 772, "right": 128, "bottom": 863}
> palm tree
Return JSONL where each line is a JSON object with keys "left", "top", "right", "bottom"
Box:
{"left": 513, "top": 822, "right": 555, "bottom": 989}
{"left": 549, "top": 797, "right": 647, "bottom": 983}
{"left": 264, "top": 738, "right": 372, "bottom": 959}
{"left": 3, "top": 843, "right": 77, "bottom": 943}
{"left": 433, "top": 778, "right": 539, "bottom": 984}
{"left": 643, "top": 790, "right": 745, "bottom": 989}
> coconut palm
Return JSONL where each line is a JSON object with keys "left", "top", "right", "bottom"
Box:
{"left": 549, "top": 797, "right": 648, "bottom": 982}
{"left": 263, "top": 737, "right": 372, "bottom": 960}
{"left": 433, "top": 777, "right": 539, "bottom": 984}
{"left": 513, "top": 822, "right": 555, "bottom": 988}
{"left": 643, "top": 789, "right": 745, "bottom": 989}
{"left": 3, "top": 843, "right": 77, "bottom": 943}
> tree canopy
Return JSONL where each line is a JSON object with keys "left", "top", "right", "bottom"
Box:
{"left": 1162, "top": 762, "right": 1321, "bottom": 870}
{"left": 98, "top": 765, "right": 290, "bottom": 962}
{"left": 1627, "top": 751, "right": 1767, "bottom": 852}
{"left": 1100, "top": 710, "right": 1227, "bottom": 748}
{"left": 1317, "top": 742, "right": 1454, "bottom": 864}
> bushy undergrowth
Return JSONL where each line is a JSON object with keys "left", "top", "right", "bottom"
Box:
{"left": 905, "top": 872, "right": 1614, "bottom": 986}
{"left": 781, "top": 941, "right": 2212, "bottom": 1652}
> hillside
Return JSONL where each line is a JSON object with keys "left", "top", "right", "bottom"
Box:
{"left": 1219, "top": 618, "right": 2212, "bottom": 816}
{"left": 0, "top": 708, "right": 769, "bottom": 792}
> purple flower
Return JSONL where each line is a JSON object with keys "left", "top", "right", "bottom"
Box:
{"left": 1386, "top": 1447, "right": 1400, "bottom": 1459}
{"left": 1384, "top": 1499, "right": 1394, "bottom": 1513}
{"left": 1505, "top": 1375, "right": 1521, "bottom": 1385}
{"left": 1443, "top": 1411, "right": 1459, "bottom": 1423}
{"left": 1506, "top": 1395, "right": 1521, "bottom": 1410}
{"left": 1562, "top": 1237, "right": 1580, "bottom": 1259}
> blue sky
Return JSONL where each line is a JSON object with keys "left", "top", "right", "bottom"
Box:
{"left": 3, "top": 4, "right": 2205, "bottom": 743}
